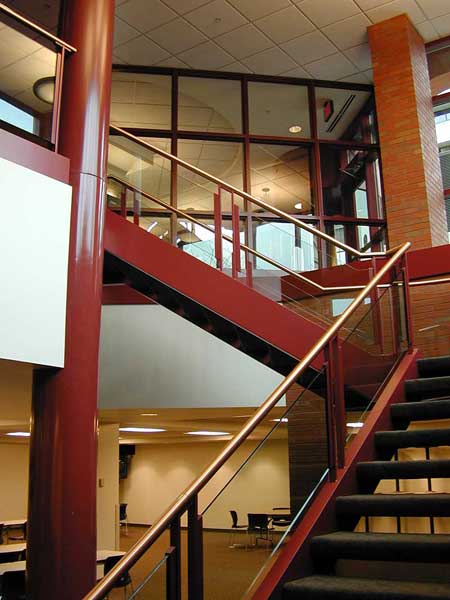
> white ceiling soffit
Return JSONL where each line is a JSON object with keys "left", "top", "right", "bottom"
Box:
{"left": 113, "top": 0, "right": 450, "bottom": 81}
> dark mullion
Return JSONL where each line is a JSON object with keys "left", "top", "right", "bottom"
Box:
{"left": 170, "top": 72, "right": 178, "bottom": 246}
{"left": 309, "top": 84, "right": 326, "bottom": 268}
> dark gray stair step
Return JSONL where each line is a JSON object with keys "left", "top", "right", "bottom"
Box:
{"left": 310, "top": 531, "right": 450, "bottom": 563}
{"left": 283, "top": 576, "right": 450, "bottom": 599}
{"left": 375, "top": 428, "right": 450, "bottom": 453}
{"left": 391, "top": 399, "right": 450, "bottom": 425}
{"left": 357, "top": 459, "right": 450, "bottom": 484}
{"left": 405, "top": 376, "right": 450, "bottom": 402}
{"left": 336, "top": 493, "right": 450, "bottom": 518}
{"left": 417, "top": 356, "right": 450, "bottom": 379}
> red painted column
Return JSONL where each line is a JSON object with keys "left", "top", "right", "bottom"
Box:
{"left": 27, "top": 1, "right": 114, "bottom": 599}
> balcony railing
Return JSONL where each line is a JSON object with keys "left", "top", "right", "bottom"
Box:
{"left": 0, "top": 2, "right": 76, "bottom": 151}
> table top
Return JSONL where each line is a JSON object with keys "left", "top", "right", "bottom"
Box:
{"left": 0, "top": 561, "right": 26, "bottom": 575}
{"left": 1, "top": 520, "right": 26, "bottom": 527}
{"left": 96, "top": 550, "right": 125, "bottom": 562}
{"left": 0, "top": 543, "right": 26, "bottom": 554}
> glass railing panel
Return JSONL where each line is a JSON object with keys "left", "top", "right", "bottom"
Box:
{"left": 341, "top": 280, "right": 408, "bottom": 437}
{"left": 199, "top": 367, "right": 329, "bottom": 600}
{"left": 0, "top": 18, "right": 58, "bottom": 144}
{"left": 410, "top": 279, "right": 450, "bottom": 358}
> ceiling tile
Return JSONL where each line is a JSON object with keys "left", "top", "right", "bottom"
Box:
{"left": 216, "top": 24, "right": 273, "bottom": 59}
{"left": 226, "top": 0, "right": 291, "bottom": 21}
{"left": 114, "top": 35, "right": 170, "bottom": 65}
{"left": 431, "top": 12, "right": 450, "bottom": 35}
{"left": 112, "top": 54, "right": 128, "bottom": 65}
{"left": 113, "top": 16, "right": 140, "bottom": 47}
{"left": 162, "top": 0, "right": 212, "bottom": 14}
{"left": 352, "top": 0, "right": 392, "bottom": 8}
{"left": 304, "top": 52, "right": 358, "bottom": 80}
{"left": 117, "top": 0, "right": 177, "bottom": 33}
{"left": 156, "top": 56, "right": 190, "bottom": 68}
{"left": 147, "top": 18, "right": 207, "bottom": 54}
{"left": 414, "top": 19, "right": 439, "bottom": 41}
{"left": 344, "top": 43, "right": 372, "bottom": 70}
{"left": 177, "top": 40, "right": 235, "bottom": 69}
{"left": 219, "top": 61, "right": 253, "bottom": 73}
{"left": 279, "top": 65, "right": 311, "bottom": 78}
{"left": 363, "top": 67, "right": 374, "bottom": 82}
{"left": 241, "top": 46, "right": 298, "bottom": 75}
{"left": 416, "top": 0, "right": 450, "bottom": 19}
{"left": 297, "top": 0, "right": 361, "bottom": 28}
{"left": 339, "top": 72, "right": 372, "bottom": 83}
{"left": 255, "top": 6, "right": 315, "bottom": 44}
{"left": 322, "top": 14, "right": 371, "bottom": 50}
{"left": 282, "top": 30, "right": 337, "bottom": 64}
{"left": 366, "top": 0, "right": 427, "bottom": 24}
{"left": 183, "top": 0, "right": 247, "bottom": 37}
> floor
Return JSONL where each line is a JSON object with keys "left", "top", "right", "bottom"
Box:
{"left": 108, "top": 526, "right": 286, "bottom": 599}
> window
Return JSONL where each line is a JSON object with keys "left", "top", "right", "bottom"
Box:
{"left": 0, "top": 98, "right": 36, "bottom": 134}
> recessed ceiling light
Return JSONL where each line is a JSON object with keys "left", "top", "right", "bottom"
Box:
{"left": 294, "top": 202, "right": 303, "bottom": 209}
{"left": 272, "top": 418, "right": 288, "bottom": 423}
{"left": 262, "top": 187, "right": 270, "bottom": 193}
{"left": 289, "top": 125, "right": 302, "bottom": 134}
{"left": 346, "top": 422, "right": 364, "bottom": 428}
{"left": 6, "top": 432, "right": 30, "bottom": 437}
{"left": 119, "top": 427, "right": 166, "bottom": 433}
{"left": 140, "top": 413, "right": 158, "bottom": 417}
{"left": 185, "top": 431, "right": 230, "bottom": 436}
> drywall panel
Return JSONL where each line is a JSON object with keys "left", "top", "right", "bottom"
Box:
{"left": 97, "top": 424, "right": 120, "bottom": 550}
{"left": 0, "top": 157, "right": 71, "bottom": 367}
{"left": 0, "top": 442, "right": 29, "bottom": 520}
{"left": 99, "top": 304, "right": 283, "bottom": 409}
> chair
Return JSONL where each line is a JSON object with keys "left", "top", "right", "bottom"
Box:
{"left": 0, "top": 550, "right": 22, "bottom": 564}
{"left": 247, "top": 513, "right": 273, "bottom": 548}
{"left": 228, "top": 510, "right": 247, "bottom": 548}
{"left": 119, "top": 503, "right": 128, "bottom": 536}
{"left": 7, "top": 523, "right": 26, "bottom": 543}
{"left": 104, "top": 555, "right": 133, "bottom": 599}
{"left": 0, "top": 523, "right": 4, "bottom": 544}
{"left": 1, "top": 571, "right": 26, "bottom": 600}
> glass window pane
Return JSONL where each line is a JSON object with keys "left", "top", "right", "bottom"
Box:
{"left": 178, "top": 77, "right": 242, "bottom": 133}
{"left": 177, "top": 140, "right": 243, "bottom": 212}
{"left": 250, "top": 144, "right": 314, "bottom": 215}
{"left": 321, "top": 146, "right": 383, "bottom": 219}
{"left": 248, "top": 82, "right": 310, "bottom": 138}
{"left": 315, "top": 87, "right": 374, "bottom": 141}
{"left": 110, "top": 72, "right": 171, "bottom": 129}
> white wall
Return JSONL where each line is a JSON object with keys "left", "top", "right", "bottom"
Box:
{"left": 120, "top": 439, "right": 290, "bottom": 530}
{"left": 99, "top": 305, "right": 283, "bottom": 409}
{"left": 97, "top": 424, "right": 120, "bottom": 550}
{"left": 0, "top": 443, "right": 29, "bottom": 520}
{"left": 0, "top": 157, "right": 71, "bottom": 367}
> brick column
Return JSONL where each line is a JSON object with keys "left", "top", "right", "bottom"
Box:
{"left": 368, "top": 14, "right": 447, "bottom": 249}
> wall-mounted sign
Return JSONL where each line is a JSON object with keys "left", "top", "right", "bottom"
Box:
{"left": 324, "top": 99, "right": 334, "bottom": 123}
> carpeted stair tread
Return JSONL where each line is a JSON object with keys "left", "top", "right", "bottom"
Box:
{"left": 310, "top": 531, "right": 450, "bottom": 563}
{"left": 405, "top": 376, "right": 450, "bottom": 402}
{"left": 335, "top": 493, "right": 450, "bottom": 517}
{"left": 417, "top": 356, "right": 450, "bottom": 378}
{"left": 283, "top": 575, "right": 450, "bottom": 599}
{"left": 357, "top": 459, "right": 450, "bottom": 483}
{"left": 391, "top": 399, "right": 450, "bottom": 425}
{"left": 375, "top": 428, "right": 450, "bottom": 451}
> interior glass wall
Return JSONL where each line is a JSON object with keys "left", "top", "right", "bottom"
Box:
{"left": 108, "top": 67, "right": 384, "bottom": 270}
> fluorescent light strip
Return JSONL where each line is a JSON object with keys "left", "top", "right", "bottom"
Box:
{"left": 185, "top": 431, "right": 230, "bottom": 436}
{"left": 119, "top": 427, "right": 165, "bottom": 433}
{"left": 272, "top": 418, "right": 288, "bottom": 423}
{"left": 140, "top": 413, "right": 158, "bottom": 416}
{"left": 7, "top": 432, "right": 30, "bottom": 437}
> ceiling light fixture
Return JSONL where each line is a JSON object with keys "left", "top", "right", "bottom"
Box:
{"left": 184, "top": 431, "right": 230, "bottom": 436}
{"left": 119, "top": 427, "right": 166, "bottom": 433}
{"left": 6, "top": 431, "right": 31, "bottom": 437}
{"left": 33, "top": 76, "right": 55, "bottom": 104}
{"left": 272, "top": 418, "right": 288, "bottom": 423}
{"left": 289, "top": 125, "right": 302, "bottom": 134}
{"left": 346, "top": 422, "right": 364, "bottom": 428}
{"left": 140, "top": 413, "right": 158, "bottom": 417}
{"left": 294, "top": 202, "right": 303, "bottom": 210}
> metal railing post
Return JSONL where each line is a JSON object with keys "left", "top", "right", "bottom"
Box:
{"left": 51, "top": 47, "right": 65, "bottom": 152}
{"left": 231, "top": 198, "right": 241, "bottom": 279}
{"left": 402, "top": 253, "right": 414, "bottom": 350}
{"left": 120, "top": 186, "right": 127, "bottom": 218}
{"left": 324, "top": 342, "right": 337, "bottom": 482}
{"left": 214, "top": 190, "right": 223, "bottom": 270}
{"left": 167, "top": 517, "right": 181, "bottom": 600}
{"left": 133, "top": 191, "right": 140, "bottom": 226}
{"left": 188, "top": 496, "right": 203, "bottom": 600}
{"left": 332, "top": 336, "right": 346, "bottom": 469}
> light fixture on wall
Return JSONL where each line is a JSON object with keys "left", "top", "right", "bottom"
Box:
{"left": 33, "top": 76, "right": 55, "bottom": 104}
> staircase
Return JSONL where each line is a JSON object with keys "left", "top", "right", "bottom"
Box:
{"left": 283, "top": 355, "right": 450, "bottom": 599}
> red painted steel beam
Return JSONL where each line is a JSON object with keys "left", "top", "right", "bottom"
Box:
{"left": 27, "top": 1, "right": 114, "bottom": 599}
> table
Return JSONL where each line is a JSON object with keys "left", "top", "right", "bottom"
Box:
{"left": 2, "top": 520, "right": 26, "bottom": 527}
{"left": 0, "top": 543, "right": 26, "bottom": 555}
{"left": 96, "top": 549, "right": 125, "bottom": 562}
{"left": 0, "top": 561, "right": 26, "bottom": 576}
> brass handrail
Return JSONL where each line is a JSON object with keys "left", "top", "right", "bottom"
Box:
{"left": 108, "top": 175, "right": 367, "bottom": 294}
{"left": 83, "top": 240, "right": 411, "bottom": 600}
{"left": 0, "top": 3, "right": 77, "bottom": 52}
{"left": 109, "top": 125, "right": 390, "bottom": 259}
